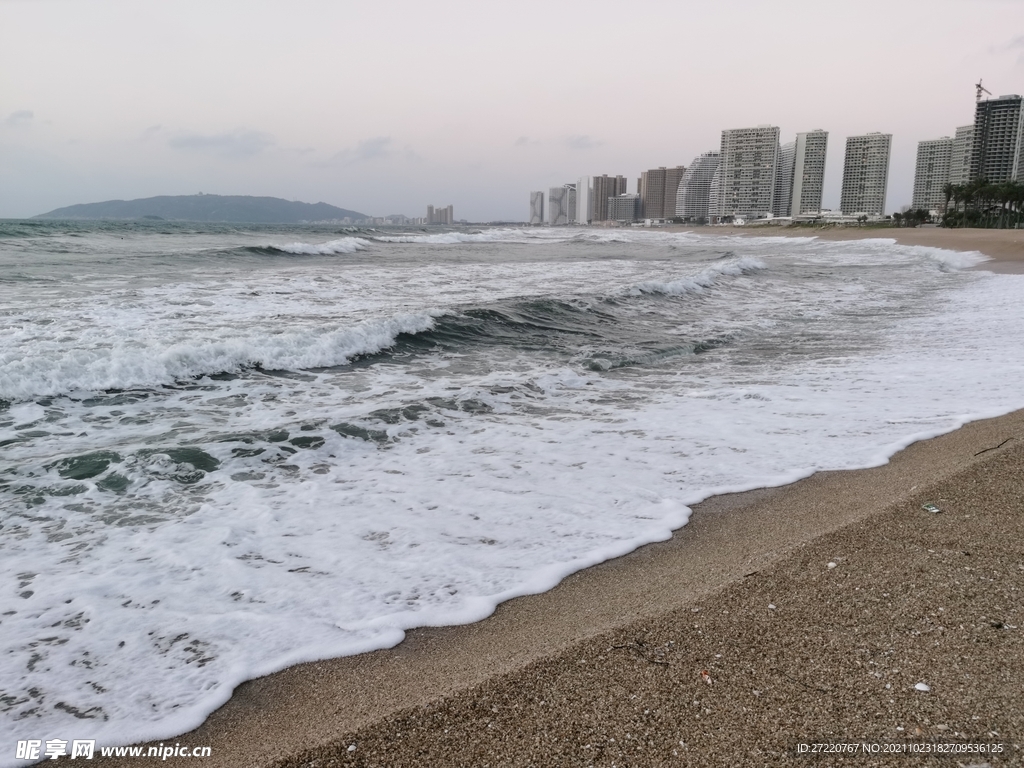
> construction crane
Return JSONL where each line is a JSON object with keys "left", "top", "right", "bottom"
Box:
{"left": 976, "top": 79, "right": 992, "bottom": 102}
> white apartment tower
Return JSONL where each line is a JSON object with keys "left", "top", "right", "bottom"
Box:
{"left": 708, "top": 166, "right": 722, "bottom": 221}
{"left": 911, "top": 137, "right": 953, "bottom": 212}
{"left": 949, "top": 125, "right": 974, "bottom": 185}
{"left": 675, "top": 152, "right": 720, "bottom": 221}
{"left": 529, "top": 191, "right": 544, "bottom": 225}
{"left": 576, "top": 177, "right": 592, "bottom": 224}
{"left": 790, "top": 130, "right": 828, "bottom": 215}
{"left": 772, "top": 141, "right": 796, "bottom": 217}
{"left": 840, "top": 133, "right": 892, "bottom": 216}
{"left": 717, "top": 125, "right": 780, "bottom": 219}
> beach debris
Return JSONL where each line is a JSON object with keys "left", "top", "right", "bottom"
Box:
{"left": 922, "top": 503, "right": 942, "bottom": 514}
{"left": 914, "top": 682, "right": 931, "bottom": 692}
{"left": 700, "top": 669, "right": 714, "bottom": 685}
{"left": 768, "top": 603, "right": 777, "bottom": 610}
{"left": 974, "top": 437, "right": 1013, "bottom": 456}
{"left": 346, "top": 744, "right": 357, "bottom": 753}
{"left": 827, "top": 561, "right": 838, "bottom": 569}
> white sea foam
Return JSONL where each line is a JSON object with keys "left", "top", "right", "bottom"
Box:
{"left": 2, "top": 230, "right": 1024, "bottom": 759}
{"left": 630, "top": 256, "right": 766, "bottom": 295}
{"left": 0, "top": 312, "right": 441, "bottom": 401}
{"left": 268, "top": 237, "right": 371, "bottom": 255}
{"left": 373, "top": 229, "right": 532, "bottom": 244}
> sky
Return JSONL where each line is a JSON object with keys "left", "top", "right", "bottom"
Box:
{"left": 2, "top": 0, "right": 1024, "bottom": 221}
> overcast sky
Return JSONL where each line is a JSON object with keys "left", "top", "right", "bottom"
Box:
{"left": 3, "top": 0, "right": 1024, "bottom": 221}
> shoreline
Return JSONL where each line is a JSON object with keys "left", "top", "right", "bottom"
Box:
{"left": 87, "top": 228, "right": 1024, "bottom": 767}
{"left": 93, "top": 408, "right": 1024, "bottom": 767}
{"left": 665, "top": 225, "right": 1024, "bottom": 272}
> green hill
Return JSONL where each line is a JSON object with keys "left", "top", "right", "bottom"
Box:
{"left": 35, "top": 194, "right": 369, "bottom": 223}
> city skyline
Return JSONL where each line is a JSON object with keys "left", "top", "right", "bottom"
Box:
{"left": 2, "top": 0, "right": 1024, "bottom": 221}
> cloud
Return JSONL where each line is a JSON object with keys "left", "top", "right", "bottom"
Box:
{"left": 351, "top": 136, "right": 393, "bottom": 161}
{"left": 514, "top": 135, "right": 540, "bottom": 147}
{"left": 167, "top": 129, "right": 274, "bottom": 158}
{"left": 314, "top": 136, "right": 417, "bottom": 167}
{"left": 564, "top": 135, "right": 601, "bottom": 150}
{"left": 4, "top": 110, "right": 34, "bottom": 127}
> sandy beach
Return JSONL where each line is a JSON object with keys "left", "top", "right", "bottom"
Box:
{"left": 90, "top": 229, "right": 1024, "bottom": 768}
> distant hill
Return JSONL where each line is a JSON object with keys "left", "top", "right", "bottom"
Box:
{"left": 34, "top": 195, "right": 369, "bottom": 223}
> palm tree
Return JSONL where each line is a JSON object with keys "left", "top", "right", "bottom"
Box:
{"left": 942, "top": 182, "right": 954, "bottom": 215}
{"left": 950, "top": 185, "right": 963, "bottom": 226}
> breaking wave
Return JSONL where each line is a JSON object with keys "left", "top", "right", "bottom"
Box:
{"left": 631, "top": 256, "right": 766, "bottom": 295}
{"left": 262, "top": 237, "right": 371, "bottom": 255}
{"left": 0, "top": 312, "right": 443, "bottom": 401}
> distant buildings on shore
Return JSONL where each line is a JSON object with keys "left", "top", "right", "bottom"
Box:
{"left": 840, "top": 133, "right": 892, "bottom": 216}
{"left": 911, "top": 90, "right": 1023, "bottom": 213}
{"left": 530, "top": 124, "right": 846, "bottom": 224}
{"left": 791, "top": 130, "right": 829, "bottom": 216}
{"left": 526, "top": 83, "right": 1023, "bottom": 225}
{"left": 427, "top": 204, "right": 455, "bottom": 225}
{"left": 528, "top": 121, "right": 901, "bottom": 224}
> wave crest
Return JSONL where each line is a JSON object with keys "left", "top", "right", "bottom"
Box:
{"left": 630, "top": 256, "right": 766, "bottom": 296}
{"left": 267, "top": 237, "right": 371, "bottom": 255}
{"left": 0, "top": 312, "right": 442, "bottom": 401}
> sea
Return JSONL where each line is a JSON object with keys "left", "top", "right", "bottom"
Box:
{"left": 2, "top": 220, "right": 1023, "bottom": 753}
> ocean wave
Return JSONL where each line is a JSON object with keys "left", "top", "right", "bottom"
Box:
{"left": 265, "top": 237, "right": 371, "bottom": 255}
{"left": 0, "top": 312, "right": 442, "bottom": 401}
{"left": 916, "top": 246, "right": 990, "bottom": 270}
{"left": 373, "top": 229, "right": 532, "bottom": 244}
{"left": 630, "top": 256, "right": 766, "bottom": 296}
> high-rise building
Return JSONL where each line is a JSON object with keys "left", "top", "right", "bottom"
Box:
{"left": 663, "top": 166, "right": 686, "bottom": 220}
{"left": 591, "top": 175, "right": 628, "bottom": 221}
{"left": 708, "top": 166, "right": 722, "bottom": 221}
{"left": 912, "top": 137, "right": 953, "bottom": 211}
{"left": 427, "top": 204, "right": 454, "bottom": 224}
{"left": 791, "top": 130, "right": 828, "bottom": 215}
{"left": 969, "top": 94, "right": 1024, "bottom": 183}
{"left": 675, "top": 152, "right": 720, "bottom": 221}
{"left": 608, "top": 193, "right": 640, "bottom": 223}
{"left": 548, "top": 186, "right": 570, "bottom": 225}
{"left": 567, "top": 185, "right": 577, "bottom": 223}
{"left": 717, "top": 125, "right": 780, "bottom": 219}
{"left": 840, "top": 133, "right": 892, "bottom": 215}
{"left": 576, "top": 177, "right": 592, "bottom": 224}
{"left": 529, "top": 191, "right": 544, "bottom": 225}
{"left": 949, "top": 124, "right": 974, "bottom": 185}
{"left": 639, "top": 168, "right": 666, "bottom": 219}
{"left": 639, "top": 166, "right": 687, "bottom": 219}
{"left": 772, "top": 140, "right": 796, "bottom": 217}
